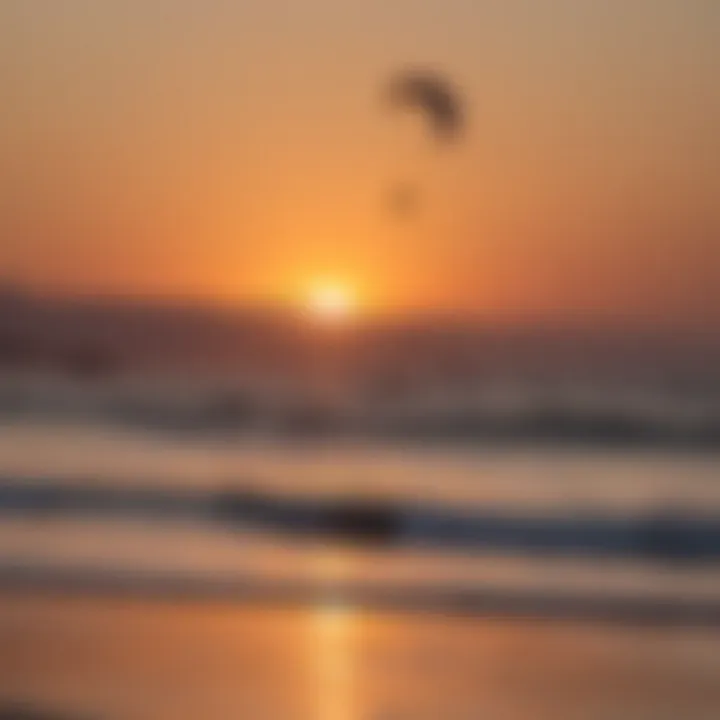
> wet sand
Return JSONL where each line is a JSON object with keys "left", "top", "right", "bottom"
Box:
{"left": 0, "top": 591, "right": 718, "bottom": 720}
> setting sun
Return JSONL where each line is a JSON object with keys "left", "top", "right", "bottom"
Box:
{"left": 305, "top": 282, "right": 356, "bottom": 322}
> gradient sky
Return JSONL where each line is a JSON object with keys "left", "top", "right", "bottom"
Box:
{"left": 1, "top": 1, "right": 719, "bottom": 324}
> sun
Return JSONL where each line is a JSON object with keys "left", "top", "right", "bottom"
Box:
{"left": 305, "top": 282, "right": 356, "bottom": 322}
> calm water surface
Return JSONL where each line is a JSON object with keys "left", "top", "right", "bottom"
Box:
{"left": 1, "top": 593, "right": 719, "bottom": 720}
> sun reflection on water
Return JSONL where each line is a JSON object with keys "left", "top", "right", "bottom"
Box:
{"left": 314, "top": 601, "right": 355, "bottom": 720}
{"left": 311, "top": 549, "right": 356, "bottom": 720}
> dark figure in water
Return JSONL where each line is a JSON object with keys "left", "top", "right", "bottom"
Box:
{"left": 323, "top": 500, "right": 402, "bottom": 545}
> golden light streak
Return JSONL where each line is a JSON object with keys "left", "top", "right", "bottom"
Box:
{"left": 310, "top": 549, "right": 356, "bottom": 720}
{"left": 314, "top": 602, "right": 354, "bottom": 720}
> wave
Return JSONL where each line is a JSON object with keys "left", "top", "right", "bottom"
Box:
{"left": 2, "top": 561, "right": 719, "bottom": 627}
{"left": 1, "top": 375, "right": 719, "bottom": 449}
{"left": 1, "top": 478, "right": 719, "bottom": 564}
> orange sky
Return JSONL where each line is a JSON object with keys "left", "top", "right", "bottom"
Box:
{"left": 1, "top": 1, "right": 719, "bottom": 325}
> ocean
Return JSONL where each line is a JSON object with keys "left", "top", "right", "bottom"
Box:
{"left": 0, "top": 375, "right": 718, "bottom": 719}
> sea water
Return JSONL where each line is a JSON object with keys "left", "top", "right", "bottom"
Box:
{"left": 0, "top": 379, "right": 718, "bottom": 720}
